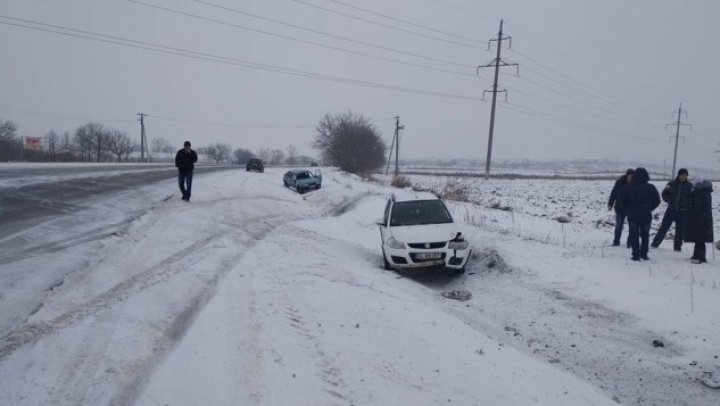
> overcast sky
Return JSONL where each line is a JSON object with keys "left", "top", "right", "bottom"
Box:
{"left": 1, "top": 0, "right": 718, "bottom": 169}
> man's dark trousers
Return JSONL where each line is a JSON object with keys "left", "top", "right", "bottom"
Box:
{"left": 613, "top": 211, "right": 628, "bottom": 246}
{"left": 178, "top": 170, "right": 193, "bottom": 200}
{"left": 629, "top": 220, "right": 651, "bottom": 259}
{"left": 652, "top": 209, "right": 686, "bottom": 250}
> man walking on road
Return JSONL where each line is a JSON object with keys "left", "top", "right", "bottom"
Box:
{"left": 651, "top": 168, "right": 692, "bottom": 251}
{"left": 175, "top": 141, "right": 198, "bottom": 202}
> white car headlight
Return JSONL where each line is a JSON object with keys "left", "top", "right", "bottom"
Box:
{"left": 386, "top": 236, "right": 406, "bottom": 249}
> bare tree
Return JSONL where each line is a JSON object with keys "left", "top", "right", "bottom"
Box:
{"left": 107, "top": 130, "right": 132, "bottom": 162}
{"left": 59, "top": 131, "right": 74, "bottom": 160}
{"left": 233, "top": 148, "right": 255, "bottom": 164}
{"left": 124, "top": 141, "right": 138, "bottom": 162}
{"left": 205, "top": 142, "right": 232, "bottom": 164}
{"left": 88, "top": 123, "right": 108, "bottom": 162}
{"left": 46, "top": 130, "right": 59, "bottom": 161}
{"left": 256, "top": 148, "right": 271, "bottom": 164}
{"left": 313, "top": 111, "right": 386, "bottom": 174}
{"left": 269, "top": 149, "right": 285, "bottom": 165}
{"left": 0, "top": 119, "right": 18, "bottom": 161}
{"left": 150, "top": 137, "right": 173, "bottom": 154}
{"left": 296, "top": 155, "right": 314, "bottom": 165}
{"left": 73, "top": 124, "right": 95, "bottom": 161}
{"left": 285, "top": 144, "right": 298, "bottom": 165}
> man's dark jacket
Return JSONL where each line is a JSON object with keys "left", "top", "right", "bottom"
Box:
{"left": 620, "top": 167, "right": 661, "bottom": 223}
{"left": 608, "top": 175, "right": 630, "bottom": 214}
{"left": 661, "top": 178, "right": 692, "bottom": 211}
{"left": 684, "top": 181, "right": 714, "bottom": 243}
{"left": 175, "top": 149, "right": 198, "bottom": 173}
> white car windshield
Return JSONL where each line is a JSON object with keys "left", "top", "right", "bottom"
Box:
{"left": 390, "top": 200, "right": 453, "bottom": 226}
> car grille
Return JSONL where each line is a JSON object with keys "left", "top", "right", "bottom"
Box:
{"left": 407, "top": 242, "right": 447, "bottom": 249}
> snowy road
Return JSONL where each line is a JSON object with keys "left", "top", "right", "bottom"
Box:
{"left": 0, "top": 163, "right": 230, "bottom": 239}
{"left": 0, "top": 165, "right": 718, "bottom": 405}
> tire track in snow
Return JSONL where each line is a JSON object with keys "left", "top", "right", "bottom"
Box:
{"left": 0, "top": 230, "right": 224, "bottom": 360}
{"left": 435, "top": 265, "right": 717, "bottom": 406}
{"left": 264, "top": 225, "right": 355, "bottom": 404}
{"left": 1, "top": 213, "right": 293, "bottom": 406}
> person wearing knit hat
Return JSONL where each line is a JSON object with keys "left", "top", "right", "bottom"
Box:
{"left": 175, "top": 140, "right": 198, "bottom": 202}
{"left": 607, "top": 168, "right": 634, "bottom": 247}
{"left": 684, "top": 176, "right": 714, "bottom": 263}
{"left": 651, "top": 168, "right": 692, "bottom": 250}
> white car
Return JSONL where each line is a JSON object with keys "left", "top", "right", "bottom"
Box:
{"left": 378, "top": 193, "right": 471, "bottom": 273}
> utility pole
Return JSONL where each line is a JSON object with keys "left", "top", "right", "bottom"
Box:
{"left": 394, "top": 116, "right": 404, "bottom": 176}
{"left": 385, "top": 116, "right": 404, "bottom": 176}
{"left": 477, "top": 19, "right": 518, "bottom": 178}
{"left": 385, "top": 131, "right": 395, "bottom": 175}
{"left": 666, "top": 103, "right": 691, "bottom": 179}
{"left": 137, "top": 113, "right": 148, "bottom": 162}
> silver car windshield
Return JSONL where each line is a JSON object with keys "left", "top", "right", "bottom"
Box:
{"left": 390, "top": 200, "right": 453, "bottom": 226}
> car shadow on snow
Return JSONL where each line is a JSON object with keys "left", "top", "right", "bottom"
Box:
{"left": 384, "top": 248, "right": 511, "bottom": 289}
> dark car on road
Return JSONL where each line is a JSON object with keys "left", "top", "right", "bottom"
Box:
{"left": 246, "top": 158, "right": 264, "bottom": 173}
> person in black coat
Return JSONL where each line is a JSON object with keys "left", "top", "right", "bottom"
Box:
{"left": 607, "top": 168, "right": 634, "bottom": 247}
{"left": 175, "top": 141, "right": 198, "bottom": 201}
{"left": 620, "top": 167, "right": 661, "bottom": 261}
{"left": 651, "top": 168, "right": 692, "bottom": 250}
{"left": 684, "top": 177, "right": 714, "bottom": 263}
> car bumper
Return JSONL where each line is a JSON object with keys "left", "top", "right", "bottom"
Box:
{"left": 383, "top": 245, "right": 471, "bottom": 270}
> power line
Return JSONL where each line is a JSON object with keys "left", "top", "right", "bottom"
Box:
{"left": 0, "top": 105, "right": 135, "bottom": 124}
{"left": 288, "top": 0, "right": 486, "bottom": 50}
{"left": 189, "top": 0, "right": 478, "bottom": 70}
{"left": 503, "top": 84, "right": 658, "bottom": 129}
{"left": 420, "top": 0, "right": 668, "bottom": 120}
{"left": 324, "top": 0, "right": 484, "bottom": 45}
{"left": 424, "top": 0, "right": 496, "bottom": 23}
{"left": 120, "top": 0, "right": 477, "bottom": 78}
{"left": 0, "top": 15, "right": 483, "bottom": 102}
{"left": 508, "top": 48, "right": 667, "bottom": 119}
{"left": 505, "top": 71, "right": 659, "bottom": 128}
{"left": 148, "top": 114, "right": 318, "bottom": 129}
{"left": 500, "top": 102, "right": 661, "bottom": 143}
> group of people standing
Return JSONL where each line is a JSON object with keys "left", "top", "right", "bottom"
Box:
{"left": 608, "top": 167, "right": 714, "bottom": 263}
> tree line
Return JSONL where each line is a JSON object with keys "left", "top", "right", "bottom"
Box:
{"left": 2, "top": 111, "right": 388, "bottom": 174}
{"left": 0, "top": 119, "right": 137, "bottom": 163}
{"left": 0, "top": 117, "right": 313, "bottom": 165}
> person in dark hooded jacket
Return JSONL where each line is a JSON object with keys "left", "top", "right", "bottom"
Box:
{"left": 175, "top": 141, "right": 198, "bottom": 201}
{"left": 651, "top": 168, "right": 692, "bottom": 250}
{"left": 684, "top": 177, "right": 714, "bottom": 263}
{"left": 607, "top": 168, "right": 634, "bottom": 247}
{"left": 620, "top": 167, "right": 661, "bottom": 261}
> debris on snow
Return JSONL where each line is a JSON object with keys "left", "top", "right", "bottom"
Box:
{"left": 441, "top": 290, "right": 472, "bottom": 301}
{"left": 699, "top": 371, "right": 720, "bottom": 389}
{"left": 473, "top": 249, "right": 511, "bottom": 274}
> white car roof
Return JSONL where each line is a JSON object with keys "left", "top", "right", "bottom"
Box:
{"left": 391, "top": 190, "right": 441, "bottom": 203}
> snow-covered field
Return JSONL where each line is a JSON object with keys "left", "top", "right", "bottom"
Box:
{"left": 393, "top": 173, "right": 720, "bottom": 243}
{"left": 1, "top": 165, "right": 719, "bottom": 405}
